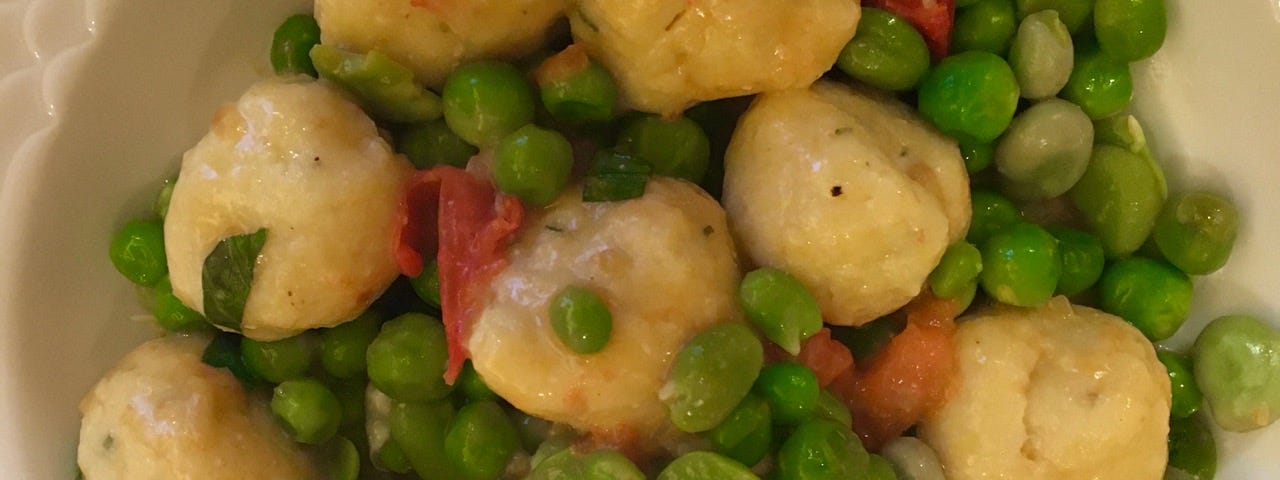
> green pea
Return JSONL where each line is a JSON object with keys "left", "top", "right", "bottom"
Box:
{"left": 200, "top": 333, "right": 263, "bottom": 387}
{"left": 1061, "top": 45, "right": 1133, "bottom": 120}
{"left": 528, "top": 449, "right": 646, "bottom": 480}
{"left": 444, "top": 400, "right": 520, "bottom": 480}
{"left": 617, "top": 114, "right": 711, "bottom": 183}
{"left": 1158, "top": 350, "right": 1204, "bottom": 418}
{"left": 708, "top": 394, "right": 772, "bottom": 467}
{"left": 813, "top": 390, "right": 853, "bottom": 430}
{"left": 549, "top": 286, "right": 614, "bottom": 354}
{"left": 320, "top": 436, "right": 360, "bottom": 480}
{"left": 967, "top": 189, "right": 1023, "bottom": 245}
{"left": 109, "top": 218, "right": 167, "bottom": 287}
{"left": 510, "top": 410, "right": 553, "bottom": 452}
{"left": 754, "top": 362, "right": 821, "bottom": 426}
{"left": 661, "top": 323, "right": 764, "bottom": 433}
{"left": 951, "top": 0, "right": 1019, "bottom": 55}
{"left": 154, "top": 177, "right": 175, "bottom": 219}
{"left": 879, "top": 436, "right": 946, "bottom": 480}
{"left": 398, "top": 120, "right": 478, "bottom": 170}
{"left": 657, "top": 451, "right": 760, "bottom": 480}
{"left": 409, "top": 258, "right": 442, "bottom": 308}
{"left": 961, "top": 141, "right": 994, "bottom": 173}
{"left": 1069, "top": 145, "right": 1167, "bottom": 257}
{"left": 1098, "top": 257, "right": 1192, "bottom": 341}
{"left": 1009, "top": 11, "right": 1074, "bottom": 100}
{"left": 1193, "top": 315, "right": 1280, "bottom": 432}
{"left": 980, "top": 222, "right": 1062, "bottom": 307}
{"left": 310, "top": 45, "right": 443, "bottom": 124}
{"left": 928, "top": 242, "right": 984, "bottom": 299}
{"left": 995, "top": 98, "right": 1094, "bottom": 200}
{"left": 1015, "top": 0, "right": 1096, "bottom": 33}
{"left": 1153, "top": 192, "right": 1239, "bottom": 275}
{"left": 917, "top": 51, "right": 1020, "bottom": 144}
{"left": 1045, "top": 226, "right": 1105, "bottom": 296}
{"left": 367, "top": 313, "right": 454, "bottom": 402}
{"left": 456, "top": 360, "right": 497, "bottom": 402}
{"left": 271, "top": 378, "right": 342, "bottom": 444}
{"left": 836, "top": 8, "right": 931, "bottom": 91}
{"left": 1094, "top": 0, "right": 1166, "bottom": 61}
{"left": 376, "top": 438, "right": 414, "bottom": 474}
{"left": 493, "top": 124, "right": 574, "bottom": 207}
{"left": 776, "top": 418, "right": 870, "bottom": 480}
{"left": 539, "top": 60, "right": 618, "bottom": 125}
{"left": 150, "top": 275, "right": 208, "bottom": 332}
{"left": 390, "top": 400, "right": 461, "bottom": 479}
{"left": 270, "top": 14, "right": 321, "bottom": 77}
{"left": 241, "top": 333, "right": 315, "bottom": 383}
{"left": 864, "top": 455, "right": 900, "bottom": 480}
{"left": 1166, "top": 414, "right": 1217, "bottom": 480}
{"left": 738, "top": 268, "right": 823, "bottom": 356}
{"left": 320, "top": 311, "right": 382, "bottom": 379}
{"left": 328, "top": 379, "right": 366, "bottom": 430}
{"left": 442, "top": 61, "right": 537, "bottom": 147}
{"left": 1092, "top": 113, "right": 1150, "bottom": 156}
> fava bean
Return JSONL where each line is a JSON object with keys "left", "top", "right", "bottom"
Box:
{"left": 661, "top": 323, "right": 764, "bottom": 433}
{"left": 1069, "top": 145, "right": 1167, "bottom": 257}
{"left": 1153, "top": 192, "right": 1239, "bottom": 275}
{"left": 272, "top": 378, "right": 342, "bottom": 444}
{"left": 321, "top": 436, "right": 360, "bottom": 480}
{"left": 738, "top": 267, "right": 823, "bottom": 355}
{"left": 776, "top": 418, "right": 870, "bottom": 480}
{"left": 270, "top": 15, "right": 321, "bottom": 77}
{"left": 917, "top": 52, "right": 1020, "bottom": 143}
{"left": 1009, "top": 11, "right": 1074, "bottom": 99}
{"left": 996, "top": 98, "right": 1094, "bottom": 199}
{"left": 657, "top": 451, "right": 760, "bottom": 480}
{"left": 528, "top": 449, "right": 646, "bottom": 480}
{"left": 398, "top": 120, "right": 477, "bottom": 170}
{"left": 390, "top": 400, "right": 460, "bottom": 479}
{"left": 880, "top": 436, "right": 946, "bottom": 480}
{"left": 367, "top": 313, "right": 454, "bottom": 402}
{"left": 1166, "top": 414, "right": 1217, "bottom": 480}
{"left": 866, "top": 455, "right": 901, "bottom": 480}
{"left": 310, "top": 45, "right": 443, "bottom": 124}
{"left": 813, "top": 390, "right": 853, "bottom": 430}
{"left": 951, "top": 0, "right": 1018, "bottom": 55}
{"left": 493, "top": 124, "right": 574, "bottom": 207}
{"left": 837, "top": 8, "right": 931, "bottom": 91}
{"left": 1093, "top": 114, "right": 1150, "bottom": 156}
{"left": 1015, "top": 0, "right": 1095, "bottom": 33}
{"left": 442, "top": 61, "right": 537, "bottom": 147}
{"left": 980, "top": 222, "right": 1062, "bottom": 307}
{"left": 151, "top": 275, "right": 208, "bottom": 332}
{"left": 1098, "top": 257, "right": 1192, "bottom": 341}
{"left": 1193, "top": 315, "right": 1280, "bottom": 432}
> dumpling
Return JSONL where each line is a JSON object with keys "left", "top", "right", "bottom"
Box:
{"left": 315, "top": 0, "right": 567, "bottom": 88}
{"left": 722, "top": 81, "right": 969, "bottom": 327}
{"left": 569, "top": 0, "right": 860, "bottom": 116}
{"left": 467, "top": 178, "right": 742, "bottom": 447}
{"left": 77, "top": 335, "right": 317, "bottom": 479}
{"left": 919, "top": 298, "right": 1171, "bottom": 480}
{"left": 165, "top": 78, "right": 411, "bottom": 341}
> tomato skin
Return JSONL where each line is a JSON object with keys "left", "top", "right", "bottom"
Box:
{"left": 796, "top": 328, "right": 857, "bottom": 388}
{"left": 865, "top": 0, "right": 957, "bottom": 61}
{"left": 395, "top": 166, "right": 524, "bottom": 383}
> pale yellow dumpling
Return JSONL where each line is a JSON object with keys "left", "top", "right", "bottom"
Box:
{"left": 569, "top": 0, "right": 860, "bottom": 116}
{"left": 78, "top": 335, "right": 317, "bottom": 479}
{"left": 315, "top": 0, "right": 566, "bottom": 88}
{"left": 165, "top": 79, "right": 411, "bottom": 341}
{"left": 920, "top": 298, "right": 1171, "bottom": 480}
{"left": 722, "top": 81, "right": 969, "bottom": 327}
{"left": 467, "top": 178, "right": 742, "bottom": 446}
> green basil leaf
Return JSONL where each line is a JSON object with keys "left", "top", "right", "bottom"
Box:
{"left": 202, "top": 228, "right": 268, "bottom": 331}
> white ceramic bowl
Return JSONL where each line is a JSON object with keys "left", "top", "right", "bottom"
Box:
{"left": 1, "top": 0, "right": 1277, "bottom": 478}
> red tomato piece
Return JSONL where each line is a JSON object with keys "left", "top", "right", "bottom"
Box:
{"left": 796, "top": 328, "right": 856, "bottom": 388}
{"left": 865, "top": 0, "right": 956, "bottom": 61}
{"left": 395, "top": 166, "right": 524, "bottom": 383}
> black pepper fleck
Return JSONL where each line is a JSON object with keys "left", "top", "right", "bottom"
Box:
{"left": 830, "top": 185, "right": 844, "bottom": 197}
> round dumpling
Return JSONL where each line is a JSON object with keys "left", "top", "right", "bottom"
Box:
{"left": 722, "top": 81, "right": 969, "bottom": 326}
{"left": 315, "top": 0, "right": 566, "bottom": 88}
{"left": 569, "top": 0, "right": 860, "bottom": 116}
{"left": 919, "top": 298, "right": 1171, "bottom": 480}
{"left": 467, "top": 178, "right": 742, "bottom": 447}
{"left": 78, "top": 335, "right": 316, "bottom": 479}
{"left": 165, "top": 79, "right": 411, "bottom": 341}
